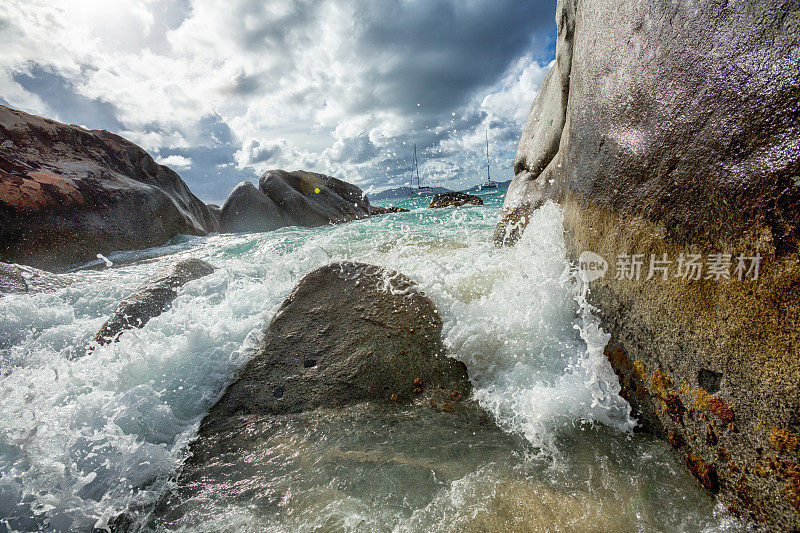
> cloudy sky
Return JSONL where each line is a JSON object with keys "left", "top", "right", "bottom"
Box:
{"left": 0, "top": 0, "right": 556, "bottom": 203}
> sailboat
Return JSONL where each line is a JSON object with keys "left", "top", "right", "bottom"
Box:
{"left": 479, "top": 130, "right": 498, "bottom": 190}
{"left": 412, "top": 143, "right": 432, "bottom": 193}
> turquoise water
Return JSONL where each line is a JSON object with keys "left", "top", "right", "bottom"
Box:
{"left": 0, "top": 189, "right": 741, "bottom": 531}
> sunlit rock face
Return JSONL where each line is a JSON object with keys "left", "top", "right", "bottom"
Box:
{"left": 497, "top": 0, "right": 800, "bottom": 527}
{"left": 0, "top": 106, "right": 219, "bottom": 271}
{"left": 258, "top": 169, "right": 371, "bottom": 226}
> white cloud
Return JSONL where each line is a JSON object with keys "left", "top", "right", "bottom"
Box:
{"left": 155, "top": 154, "right": 193, "bottom": 169}
{"left": 0, "top": 0, "right": 556, "bottom": 197}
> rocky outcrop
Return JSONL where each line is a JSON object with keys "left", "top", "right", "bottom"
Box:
{"left": 369, "top": 205, "right": 409, "bottom": 215}
{"left": 93, "top": 258, "right": 214, "bottom": 345}
{"left": 0, "top": 262, "right": 73, "bottom": 295}
{"left": 197, "top": 261, "right": 471, "bottom": 437}
{"left": 216, "top": 170, "right": 372, "bottom": 233}
{"left": 428, "top": 192, "right": 483, "bottom": 209}
{"left": 498, "top": 0, "right": 800, "bottom": 527}
{"left": 218, "top": 181, "right": 286, "bottom": 233}
{"left": 259, "top": 169, "right": 371, "bottom": 226}
{"left": 0, "top": 106, "right": 218, "bottom": 270}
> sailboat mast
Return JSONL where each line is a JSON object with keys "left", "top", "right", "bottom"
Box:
{"left": 486, "top": 130, "right": 491, "bottom": 181}
{"left": 414, "top": 144, "right": 420, "bottom": 187}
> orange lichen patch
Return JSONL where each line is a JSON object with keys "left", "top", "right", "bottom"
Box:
{"left": 632, "top": 360, "right": 646, "bottom": 380}
{"left": 708, "top": 398, "right": 735, "bottom": 423}
{"left": 650, "top": 368, "right": 673, "bottom": 393}
{"left": 769, "top": 428, "right": 799, "bottom": 453}
{"left": 686, "top": 454, "right": 720, "bottom": 493}
{"left": 440, "top": 401, "right": 454, "bottom": 413}
{"left": 786, "top": 476, "right": 800, "bottom": 512}
{"left": 718, "top": 447, "right": 732, "bottom": 462}
{"left": 668, "top": 431, "right": 685, "bottom": 448}
{"left": 413, "top": 377, "right": 423, "bottom": 388}
{"left": 664, "top": 391, "right": 686, "bottom": 425}
{"left": 450, "top": 389, "right": 463, "bottom": 402}
{"left": 679, "top": 382, "right": 712, "bottom": 410}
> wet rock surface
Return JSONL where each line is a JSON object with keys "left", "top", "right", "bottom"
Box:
{"left": 217, "top": 170, "right": 372, "bottom": 233}
{"left": 219, "top": 181, "right": 286, "bottom": 233}
{"left": 0, "top": 262, "right": 73, "bottom": 295}
{"left": 498, "top": 0, "right": 800, "bottom": 527}
{"left": 197, "top": 261, "right": 471, "bottom": 437}
{"left": 369, "top": 204, "right": 409, "bottom": 215}
{"left": 428, "top": 191, "right": 483, "bottom": 209}
{"left": 0, "top": 106, "right": 218, "bottom": 270}
{"left": 94, "top": 258, "right": 214, "bottom": 345}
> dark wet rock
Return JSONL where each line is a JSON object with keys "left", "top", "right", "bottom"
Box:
{"left": 0, "top": 106, "right": 218, "bottom": 271}
{"left": 369, "top": 205, "right": 409, "bottom": 215}
{"left": 216, "top": 170, "right": 371, "bottom": 233}
{"left": 94, "top": 258, "right": 214, "bottom": 345}
{"left": 428, "top": 192, "right": 483, "bottom": 209}
{"left": 198, "top": 261, "right": 471, "bottom": 437}
{"left": 259, "top": 169, "right": 371, "bottom": 227}
{"left": 498, "top": 0, "right": 800, "bottom": 527}
{"left": 0, "top": 262, "right": 73, "bottom": 295}
{"left": 218, "top": 181, "right": 286, "bottom": 233}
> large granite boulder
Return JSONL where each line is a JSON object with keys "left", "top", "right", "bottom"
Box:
{"left": 259, "top": 169, "right": 371, "bottom": 226}
{"left": 93, "top": 258, "right": 214, "bottom": 345}
{"left": 198, "top": 261, "right": 471, "bottom": 437}
{"left": 428, "top": 191, "right": 483, "bottom": 209}
{"left": 0, "top": 106, "right": 218, "bottom": 270}
{"left": 497, "top": 0, "right": 800, "bottom": 527}
{"left": 0, "top": 262, "right": 73, "bottom": 296}
{"left": 218, "top": 181, "right": 286, "bottom": 233}
{"left": 216, "top": 170, "right": 372, "bottom": 233}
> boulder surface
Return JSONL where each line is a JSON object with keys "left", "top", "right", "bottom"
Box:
{"left": 259, "top": 169, "right": 371, "bottom": 226}
{"left": 94, "top": 258, "right": 214, "bottom": 345}
{"left": 198, "top": 261, "right": 471, "bottom": 437}
{"left": 218, "top": 181, "right": 286, "bottom": 233}
{"left": 428, "top": 191, "right": 483, "bottom": 209}
{"left": 497, "top": 0, "right": 800, "bottom": 527}
{"left": 0, "top": 106, "right": 218, "bottom": 270}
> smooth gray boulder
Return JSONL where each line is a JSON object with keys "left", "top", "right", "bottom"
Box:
{"left": 94, "top": 258, "right": 214, "bottom": 345}
{"left": 259, "top": 169, "right": 371, "bottom": 227}
{"left": 497, "top": 0, "right": 800, "bottom": 527}
{"left": 428, "top": 191, "right": 483, "bottom": 209}
{"left": 218, "top": 181, "right": 286, "bottom": 233}
{"left": 0, "top": 262, "right": 73, "bottom": 295}
{"left": 197, "top": 261, "right": 471, "bottom": 437}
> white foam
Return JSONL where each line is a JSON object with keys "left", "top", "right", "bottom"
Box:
{"left": 0, "top": 199, "right": 634, "bottom": 530}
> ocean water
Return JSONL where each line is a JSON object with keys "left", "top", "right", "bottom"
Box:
{"left": 0, "top": 190, "right": 742, "bottom": 532}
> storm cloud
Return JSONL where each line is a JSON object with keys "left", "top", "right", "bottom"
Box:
{"left": 0, "top": 0, "right": 555, "bottom": 202}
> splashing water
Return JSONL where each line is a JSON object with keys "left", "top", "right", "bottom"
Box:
{"left": 0, "top": 191, "right": 741, "bottom": 531}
